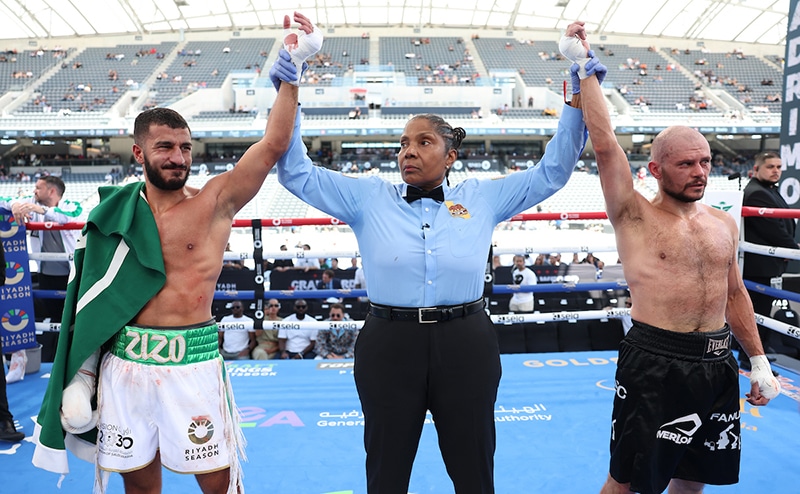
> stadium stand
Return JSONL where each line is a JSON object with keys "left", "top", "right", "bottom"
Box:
{"left": 150, "top": 38, "right": 275, "bottom": 108}
{"left": 16, "top": 43, "right": 176, "bottom": 115}
{"left": 304, "top": 36, "right": 371, "bottom": 86}
{"left": 472, "top": 38, "right": 564, "bottom": 88}
{"left": 379, "top": 36, "right": 477, "bottom": 85}
{"left": 666, "top": 47, "right": 784, "bottom": 114}
{"left": 597, "top": 44, "right": 707, "bottom": 113}
{"left": 0, "top": 48, "right": 75, "bottom": 95}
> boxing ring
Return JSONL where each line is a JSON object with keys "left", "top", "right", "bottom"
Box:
{"left": 4, "top": 207, "right": 800, "bottom": 493}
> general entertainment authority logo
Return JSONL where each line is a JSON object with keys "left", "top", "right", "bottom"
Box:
{"left": 0, "top": 213, "right": 19, "bottom": 238}
{"left": 187, "top": 415, "right": 214, "bottom": 445}
{"left": 1, "top": 309, "right": 29, "bottom": 332}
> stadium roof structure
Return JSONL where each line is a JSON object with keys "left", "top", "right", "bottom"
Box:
{"left": 0, "top": 0, "right": 790, "bottom": 46}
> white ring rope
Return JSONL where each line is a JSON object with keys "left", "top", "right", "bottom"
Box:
{"left": 28, "top": 240, "right": 800, "bottom": 263}
{"left": 36, "top": 309, "right": 633, "bottom": 332}
{"left": 739, "top": 241, "right": 800, "bottom": 261}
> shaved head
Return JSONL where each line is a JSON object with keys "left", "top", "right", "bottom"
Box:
{"left": 650, "top": 126, "right": 708, "bottom": 164}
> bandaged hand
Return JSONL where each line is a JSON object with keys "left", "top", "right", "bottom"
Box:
{"left": 60, "top": 349, "right": 100, "bottom": 434}
{"left": 749, "top": 354, "right": 781, "bottom": 401}
{"left": 269, "top": 49, "right": 299, "bottom": 91}
{"left": 282, "top": 11, "right": 323, "bottom": 85}
{"left": 569, "top": 51, "right": 607, "bottom": 94}
{"left": 560, "top": 33, "right": 591, "bottom": 78}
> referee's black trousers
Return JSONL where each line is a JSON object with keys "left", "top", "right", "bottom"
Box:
{"left": 353, "top": 309, "right": 501, "bottom": 494}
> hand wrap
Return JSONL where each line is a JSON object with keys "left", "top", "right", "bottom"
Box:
{"left": 283, "top": 21, "right": 323, "bottom": 85}
{"left": 60, "top": 349, "right": 100, "bottom": 434}
{"left": 559, "top": 35, "right": 591, "bottom": 78}
{"left": 568, "top": 51, "right": 607, "bottom": 94}
{"left": 749, "top": 354, "right": 781, "bottom": 400}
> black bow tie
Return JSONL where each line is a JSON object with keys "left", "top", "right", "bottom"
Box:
{"left": 405, "top": 186, "right": 444, "bottom": 203}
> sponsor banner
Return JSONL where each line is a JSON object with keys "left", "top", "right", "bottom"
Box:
{"left": 268, "top": 268, "right": 357, "bottom": 291}
{"left": 0, "top": 208, "right": 37, "bottom": 352}
{"left": 781, "top": 0, "right": 800, "bottom": 208}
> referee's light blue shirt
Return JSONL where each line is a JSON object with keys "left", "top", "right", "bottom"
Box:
{"left": 277, "top": 105, "right": 587, "bottom": 308}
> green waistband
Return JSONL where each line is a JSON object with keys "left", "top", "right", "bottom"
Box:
{"left": 110, "top": 322, "right": 220, "bottom": 365}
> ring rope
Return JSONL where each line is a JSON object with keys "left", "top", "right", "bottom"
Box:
{"left": 18, "top": 205, "right": 800, "bottom": 234}
{"left": 35, "top": 308, "right": 632, "bottom": 333}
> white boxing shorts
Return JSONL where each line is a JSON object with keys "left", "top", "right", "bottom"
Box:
{"left": 95, "top": 321, "right": 246, "bottom": 491}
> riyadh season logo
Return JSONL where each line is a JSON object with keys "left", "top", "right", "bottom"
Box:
{"left": 0, "top": 213, "right": 19, "bottom": 238}
{"left": 4, "top": 262, "right": 24, "bottom": 285}
{"left": 1, "top": 309, "right": 29, "bottom": 332}
{"left": 187, "top": 415, "right": 214, "bottom": 445}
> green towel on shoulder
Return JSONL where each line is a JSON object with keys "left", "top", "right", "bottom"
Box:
{"left": 33, "top": 181, "right": 166, "bottom": 474}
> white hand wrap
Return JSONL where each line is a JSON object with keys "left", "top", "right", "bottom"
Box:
{"left": 749, "top": 354, "right": 780, "bottom": 400}
{"left": 60, "top": 349, "right": 100, "bottom": 434}
{"left": 559, "top": 35, "right": 591, "bottom": 79}
{"left": 284, "top": 24, "right": 323, "bottom": 85}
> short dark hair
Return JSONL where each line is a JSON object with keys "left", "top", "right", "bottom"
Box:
{"left": 323, "top": 269, "right": 335, "bottom": 279}
{"left": 754, "top": 151, "right": 780, "bottom": 167}
{"left": 38, "top": 175, "right": 65, "bottom": 197}
{"left": 133, "top": 107, "right": 190, "bottom": 146}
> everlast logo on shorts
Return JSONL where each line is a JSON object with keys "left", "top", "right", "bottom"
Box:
{"left": 704, "top": 333, "right": 730, "bottom": 358}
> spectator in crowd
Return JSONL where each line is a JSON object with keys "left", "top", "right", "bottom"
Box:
{"left": 347, "top": 257, "right": 359, "bottom": 270}
{"left": 620, "top": 296, "right": 633, "bottom": 335}
{"left": 574, "top": 26, "right": 778, "bottom": 494}
{"left": 354, "top": 261, "right": 368, "bottom": 303}
{"left": 252, "top": 298, "right": 282, "bottom": 360}
{"left": 218, "top": 300, "right": 256, "bottom": 360}
{"left": 294, "top": 243, "right": 320, "bottom": 271}
{"left": 222, "top": 241, "right": 245, "bottom": 270}
{"left": 270, "top": 19, "right": 589, "bottom": 491}
{"left": 315, "top": 303, "right": 358, "bottom": 359}
{"left": 318, "top": 269, "right": 342, "bottom": 290}
{"left": 279, "top": 299, "right": 318, "bottom": 359}
{"left": 509, "top": 254, "right": 536, "bottom": 313}
{"left": 0, "top": 240, "right": 25, "bottom": 443}
{"left": 269, "top": 244, "right": 294, "bottom": 272}
{"left": 10, "top": 176, "right": 81, "bottom": 362}
{"left": 581, "top": 252, "right": 604, "bottom": 269}
{"left": 741, "top": 151, "right": 799, "bottom": 372}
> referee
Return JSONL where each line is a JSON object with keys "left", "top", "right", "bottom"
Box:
{"left": 271, "top": 35, "right": 589, "bottom": 493}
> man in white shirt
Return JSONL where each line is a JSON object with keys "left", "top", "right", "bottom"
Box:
{"left": 10, "top": 175, "right": 81, "bottom": 361}
{"left": 218, "top": 301, "right": 255, "bottom": 360}
{"left": 509, "top": 254, "right": 537, "bottom": 313}
{"left": 279, "top": 299, "right": 318, "bottom": 359}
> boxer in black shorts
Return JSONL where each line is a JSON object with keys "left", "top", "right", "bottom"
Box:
{"left": 609, "top": 320, "right": 740, "bottom": 494}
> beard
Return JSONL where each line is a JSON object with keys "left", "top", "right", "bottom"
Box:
{"left": 662, "top": 181, "right": 705, "bottom": 203}
{"left": 143, "top": 153, "right": 189, "bottom": 191}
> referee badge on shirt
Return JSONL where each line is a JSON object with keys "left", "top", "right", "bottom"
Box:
{"left": 445, "top": 201, "right": 470, "bottom": 219}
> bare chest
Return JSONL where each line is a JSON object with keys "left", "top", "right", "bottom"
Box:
{"left": 647, "top": 215, "right": 734, "bottom": 273}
